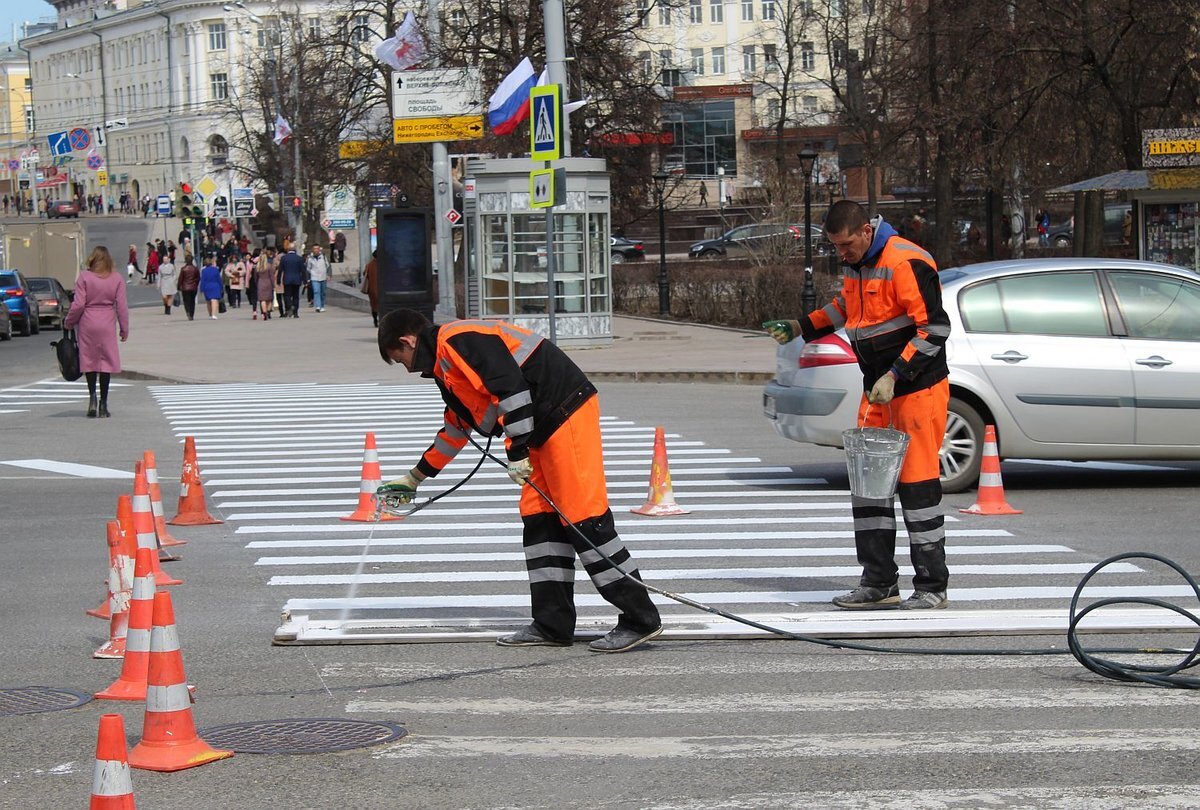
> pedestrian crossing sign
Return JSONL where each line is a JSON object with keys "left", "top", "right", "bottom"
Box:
{"left": 529, "top": 167, "right": 565, "bottom": 209}
{"left": 529, "top": 84, "right": 562, "bottom": 162}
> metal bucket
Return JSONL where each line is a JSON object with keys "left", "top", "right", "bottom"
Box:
{"left": 842, "top": 425, "right": 911, "bottom": 499}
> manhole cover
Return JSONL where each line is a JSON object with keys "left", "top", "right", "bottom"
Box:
{"left": 0, "top": 687, "right": 92, "bottom": 716}
{"left": 197, "top": 718, "right": 406, "bottom": 754}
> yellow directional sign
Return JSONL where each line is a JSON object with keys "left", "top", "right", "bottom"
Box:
{"left": 338, "top": 140, "right": 389, "bottom": 160}
{"left": 392, "top": 115, "right": 484, "bottom": 144}
{"left": 97, "top": 169, "right": 108, "bottom": 187}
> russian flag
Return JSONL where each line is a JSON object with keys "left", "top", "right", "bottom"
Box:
{"left": 487, "top": 57, "right": 539, "bottom": 136}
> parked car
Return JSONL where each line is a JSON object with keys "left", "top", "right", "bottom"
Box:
{"left": 0, "top": 269, "right": 42, "bottom": 337}
{"left": 610, "top": 236, "right": 645, "bottom": 264}
{"left": 1046, "top": 203, "right": 1131, "bottom": 248}
{"left": 46, "top": 199, "right": 80, "bottom": 219}
{"left": 763, "top": 258, "right": 1200, "bottom": 493}
{"left": 27, "top": 276, "right": 71, "bottom": 330}
{"left": 689, "top": 223, "right": 803, "bottom": 259}
{"left": 0, "top": 299, "right": 12, "bottom": 341}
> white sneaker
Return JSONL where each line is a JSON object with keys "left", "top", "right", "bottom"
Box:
{"left": 211, "top": 315, "right": 218, "bottom": 320}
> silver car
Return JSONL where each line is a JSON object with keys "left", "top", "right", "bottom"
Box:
{"left": 763, "top": 258, "right": 1200, "bottom": 492}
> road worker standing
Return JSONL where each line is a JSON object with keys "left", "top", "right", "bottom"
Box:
{"left": 765, "top": 199, "right": 952, "bottom": 610}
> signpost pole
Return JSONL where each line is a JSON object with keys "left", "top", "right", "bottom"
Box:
{"left": 544, "top": 168, "right": 556, "bottom": 344}
{"left": 427, "top": 0, "right": 457, "bottom": 323}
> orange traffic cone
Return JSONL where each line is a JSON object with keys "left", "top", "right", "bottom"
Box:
{"left": 94, "top": 522, "right": 132, "bottom": 659}
{"left": 168, "top": 436, "right": 222, "bottom": 526}
{"left": 128, "top": 591, "right": 234, "bottom": 772}
{"left": 90, "top": 713, "right": 136, "bottom": 809}
{"left": 144, "top": 451, "right": 185, "bottom": 547}
{"left": 960, "top": 425, "right": 1023, "bottom": 516}
{"left": 86, "top": 509, "right": 122, "bottom": 620}
{"left": 342, "top": 432, "right": 398, "bottom": 522}
{"left": 95, "top": 547, "right": 156, "bottom": 701}
{"left": 132, "top": 465, "right": 182, "bottom": 587}
{"left": 631, "top": 427, "right": 689, "bottom": 517}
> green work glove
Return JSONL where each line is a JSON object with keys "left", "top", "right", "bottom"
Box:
{"left": 377, "top": 470, "right": 422, "bottom": 504}
{"left": 762, "top": 319, "right": 801, "bottom": 345}
{"left": 867, "top": 371, "right": 897, "bottom": 405}
{"left": 507, "top": 457, "right": 534, "bottom": 485}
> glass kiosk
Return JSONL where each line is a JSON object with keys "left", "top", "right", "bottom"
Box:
{"left": 462, "top": 157, "right": 613, "bottom": 346}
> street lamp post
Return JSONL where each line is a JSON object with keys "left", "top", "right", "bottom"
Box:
{"left": 716, "top": 165, "right": 726, "bottom": 230}
{"left": 653, "top": 169, "right": 669, "bottom": 316}
{"left": 797, "top": 147, "right": 818, "bottom": 315}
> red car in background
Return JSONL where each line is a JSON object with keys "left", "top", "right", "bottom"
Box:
{"left": 46, "top": 199, "right": 80, "bottom": 218}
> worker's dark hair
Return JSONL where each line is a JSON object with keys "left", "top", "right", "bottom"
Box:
{"left": 824, "top": 199, "right": 870, "bottom": 235}
{"left": 377, "top": 308, "right": 430, "bottom": 363}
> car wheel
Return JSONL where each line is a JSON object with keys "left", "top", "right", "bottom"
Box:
{"left": 18, "top": 316, "right": 30, "bottom": 337}
{"left": 30, "top": 316, "right": 39, "bottom": 335}
{"left": 1053, "top": 235, "right": 1070, "bottom": 248}
{"left": 610, "top": 252, "right": 625, "bottom": 264}
{"left": 0, "top": 320, "right": 10, "bottom": 340}
{"left": 940, "top": 397, "right": 985, "bottom": 494}
{"left": 700, "top": 249, "right": 721, "bottom": 258}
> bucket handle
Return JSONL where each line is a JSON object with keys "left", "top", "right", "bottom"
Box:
{"left": 858, "top": 400, "right": 896, "bottom": 430}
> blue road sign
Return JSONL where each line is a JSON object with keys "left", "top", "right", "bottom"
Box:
{"left": 530, "top": 85, "right": 562, "bottom": 162}
{"left": 47, "top": 131, "right": 71, "bottom": 157}
{"left": 157, "top": 195, "right": 172, "bottom": 215}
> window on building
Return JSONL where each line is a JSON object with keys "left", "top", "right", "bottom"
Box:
{"left": 765, "top": 98, "right": 780, "bottom": 123}
{"left": 257, "top": 19, "right": 279, "bottom": 48}
{"left": 802, "top": 95, "right": 819, "bottom": 115}
{"left": 449, "top": 9, "right": 465, "bottom": 28}
{"left": 801, "top": 41, "right": 815, "bottom": 70}
{"left": 210, "top": 72, "right": 229, "bottom": 101}
{"left": 830, "top": 0, "right": 844, "bottom": 16}
{"left": 741, "top": 0, "right": 753, "bottom": 21}
{"left": 639, "top": 50, "right": 653, "bottom": 77}
{"left": 710, "top": 0, "right": 723, "bottom": 22}
{"left": 763, "top": 43, "right": 777, "bottom": 70}
{"left": 208, "top": 23, "right": 226, "bottom": 51}
{"left": 762, "top": 0, "right": 776, "bottom": 19}
{"left": 23, "top": 105, "right": 34, "bottom": 132}
{"left": 352, "top": 14, "right": 372, "bottom": 43}
{"left": 659, "top": 3, "right": 672, "bottom": 24}
{"left": 833, "top": 38, "right": 848, "bottom": 67}
{"left": 636, "top": 0, "right": 649, "bottom": 25}
{"left": 662, "top": 100, "right": 737, "bottom": 177}
{"left": 712, "top": 46, "right": 725, "bottom": 74}
{"left": 689, "top": 0, "right": 703, "bottom": 24}
{"left": 690, "top": 48, "right": 705, "bottom": 76}
{"left": 742, "top": 45, "right": 756, "bottom": 73}
{"left": 307, "top": 17, "right": 321, "bottom": 39}
{"left": 24, "top": 77, "right": 32, "bottom": 92}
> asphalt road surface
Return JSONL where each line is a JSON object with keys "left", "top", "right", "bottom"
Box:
{"left": 2, "top": 333, "right": 1200, "bottom": 807}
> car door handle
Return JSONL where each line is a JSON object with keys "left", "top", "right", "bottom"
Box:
{"left": 1135, "top": 355, "right": 1173, "bottom": 368}
{"left": 991, "top": 351, "right": 1028, "bottom": 363}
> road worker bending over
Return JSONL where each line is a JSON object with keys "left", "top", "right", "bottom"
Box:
{"left": 765, "top": 199, "right": 952, "bottom": 610}
{"left": 376, "top": 309, "right": 663, "bottom": 652}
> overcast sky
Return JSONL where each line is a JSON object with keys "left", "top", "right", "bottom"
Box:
{"left": 2, "top": 0, "right": 56, "bottom": 43}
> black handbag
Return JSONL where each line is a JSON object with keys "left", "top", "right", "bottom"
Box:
{"left": 52, "top": 329, "right": 82, "bottom": 382}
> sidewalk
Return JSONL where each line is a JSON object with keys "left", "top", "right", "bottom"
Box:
{"left": 118, "top": 295, "right": 779, "bottom": 386}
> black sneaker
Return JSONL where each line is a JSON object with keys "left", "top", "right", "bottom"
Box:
{"left": 831, "top": 584, "right": 900, "bottom": 610}
{"left": 587, "top": 625, "right": 663, "bottom": 653}
{"left": 495, "top": 625, "right": 571, "bottom": 647}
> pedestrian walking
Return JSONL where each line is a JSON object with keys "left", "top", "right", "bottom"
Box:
{"left": 333, "top": 231, "right": 347, "bottom": 263}
{"left": 177, "top": 253, "right": 200, "bottom": 320}
{"left": 200, "top": 254, "right": 223, "bottom": 319}
{"left": 376, "top": 310, "right": 664, "bottom": 653}
{"left": 226, "top": 254, "right": 245, "bottom": 309}
{"left": 64, "top": 246, "right": 129, "bottom": 419}
{"left": 305, "top": 244, "right": 331, "bottom": 312}
{"left": 361, "top": 250, "right": 379, "bottom": 327}
{"left": 276, "top": 241, "right": 305, "bottom": 318}
{"left": 256, "top": 247, "right": 278, "bottom": 320}
{"left": 156, "top": 255, "right": 177, "bottom": 314}
{"left": 144, "top": 243, "right": 159, "bottom": 285}
{"left": 127, "top": 244, "right": 139, "bottom": 281}
{"left": 765, "top": 199, "right": 951, "bottom": 610}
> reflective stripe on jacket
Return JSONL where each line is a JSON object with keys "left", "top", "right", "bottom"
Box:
{"left": 413, "top": 320, "right": 596, "bottom": 478}
{"left": 801, "top": 218, "right": 950, "bottom": 395}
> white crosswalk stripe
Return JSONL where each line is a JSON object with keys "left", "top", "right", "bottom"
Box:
{"left": 0, "top": 377, "right": 132, "bottom": 414}
{"left": 150, "top": 382, "right": 1174, "bottom": 643}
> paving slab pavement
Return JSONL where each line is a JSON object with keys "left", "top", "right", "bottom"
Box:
{"left": 118, "top": 295, "right": 779, "bottom": 385}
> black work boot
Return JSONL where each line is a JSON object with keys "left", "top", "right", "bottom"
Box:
{"left": 98, "top": 398, "right": 110, "bottom": 418}
{"left": 87, "top": 395, "right": 98, "bottom": 418}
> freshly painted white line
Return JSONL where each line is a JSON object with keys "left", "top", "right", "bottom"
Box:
{"left": 220, "top": 489, "right": 851, "bottom": 508}
{"left": 1012, "top": 459, "right": 1188, "bottom": 472}
{"left": 238, "top": 523, "right": 1006, "bottom": 538}
{"left": 227, "top": 501, "right": 851, "bottom": 520}
{"left": 0, "top": 459, "right": 134, "bottom": 479}
{"left": 282, "top": 584, "right": 1198, "bottom": 611}
{"left": 254, "top": 545, "right": 1072, "bottom": 566}
{"left": 348, "top": 687, "right": 1194, "bottom": 715}
{"left": 195, "top": 446, "right": 723, "bottom": 468}
{"left": 0, "top": 409, "right": 31, "bottom": 414}
{"left": 208, "top": 477, "right": 828, "bottom": 496}
{"left": 370, "top": 728, "right": 1200, "bottom": 759}
{"left": 197, "top": 437, "right": 698, "bottom": 459}
{"left": 267, "top": 562, "right": 1138, "bottom": 586}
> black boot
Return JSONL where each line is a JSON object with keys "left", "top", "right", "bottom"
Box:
{"left": 98, "top": 398, "right": 110, "bottom": 418}
{"left": 87, "top": 395, "right": 97, "bottom": 418}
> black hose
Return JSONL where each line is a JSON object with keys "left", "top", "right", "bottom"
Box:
{"left": 448, "top": 435, "right": 1199, "bottom": 686}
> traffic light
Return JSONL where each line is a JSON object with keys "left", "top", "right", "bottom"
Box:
{"left": 291, "top": 195, "right": 302, "bottom": 213}
{"left": 176, "top": 181, "right": 195, "bottom": 217}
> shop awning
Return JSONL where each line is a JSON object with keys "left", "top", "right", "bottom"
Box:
{"left": 1051, "top": 168, "right": 1200, "bottom": 193}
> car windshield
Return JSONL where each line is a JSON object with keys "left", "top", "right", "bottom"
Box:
{"left": 0, "top": 272, "right": 18, "bottom": 285}
{"left": 27, "top": 278, "right": 53, "bottom": 291}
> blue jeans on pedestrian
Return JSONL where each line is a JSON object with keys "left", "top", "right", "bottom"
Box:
{"left": 311, "top": 279, "right": 327, "bottom": 310}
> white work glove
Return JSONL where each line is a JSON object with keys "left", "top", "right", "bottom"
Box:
{"left": 867, "top": 371, "right": 897, "bottom": 405}
{"left": 507, "top": 457, "right": 534, "bottom": 485}
{"left": 376, "top": 470, "right": 423, "bottom": 504}
{"left": 762, "top": 320, "right": 802, "bottom": 345}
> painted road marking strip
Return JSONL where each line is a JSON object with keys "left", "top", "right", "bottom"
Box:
{"left": 238, "top": 524, "right": 1008, "bottom": 538}
{"left": 0, "top": 459, "right": 134, "bottom": 479}
{"left": 208, "top": 477, "right": 830, "bottom": 496}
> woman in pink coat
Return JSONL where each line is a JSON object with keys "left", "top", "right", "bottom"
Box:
{"left": 64, "top": 246, "right": 130, "bottom": 418}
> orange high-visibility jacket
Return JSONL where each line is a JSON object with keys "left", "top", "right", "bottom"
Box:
{"left": 801, "top": 218, "right": 950, "bottom": 394}
{"left": 411, "top": 320, "right": 596, "bottom": 479}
